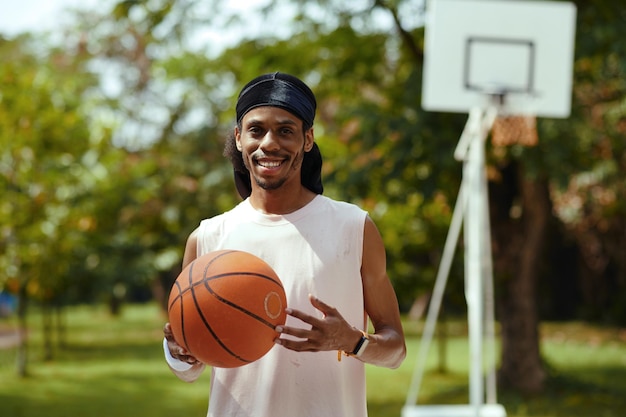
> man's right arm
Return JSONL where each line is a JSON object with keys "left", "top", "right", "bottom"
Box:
{"left": 163, "top": 228, "right": 206, "bottom": 383}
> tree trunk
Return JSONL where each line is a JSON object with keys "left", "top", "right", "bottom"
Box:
{"left": 490, "top": 161, "right": 548, "bottom": 395}
{"left": 16, "top": 282, "right": 29, "bottom": 377}
{"left": 42, "top": 301, "right": 54, "bottom": 361}
{"left": 55, "top": 304, "right": 67, "bottom": 349}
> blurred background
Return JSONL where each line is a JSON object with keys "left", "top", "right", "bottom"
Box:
{"left": 1, "top": 1, "right": 625, "bottom": 416}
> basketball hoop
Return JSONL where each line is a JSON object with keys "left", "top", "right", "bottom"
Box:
{"left": 491, "top": 114, "right": 538, "bottom": 147}
{"left": 484, "top": 89, "right": 538, "bottom": 148}
{"left": 407, "top": 0, "right": 577, "bottom": 415}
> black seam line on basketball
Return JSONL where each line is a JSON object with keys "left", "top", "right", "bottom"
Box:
{"left": 190, "top": 259, "right": 253, "bottom": 364}
{"left": 204, "top": 271, "right": 284, "bottom": 290}
{"left": 166, "top": 279, "right": 189, "bottom": 351}
{"left": 171, "top": 251, "right": 244, "bottom": 301}
{"left": 202, "top": 275, "right": 279, "bottom": 330}
{"left": 177, "top": 271, "right": 284, "bottom": 301}
{"left": 179, "top": 261, "right": 196, "bottom": 353}
{"left": 167, "top": 280, "right": 184, "bottom": 312}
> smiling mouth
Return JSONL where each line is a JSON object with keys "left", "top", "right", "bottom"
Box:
{"left": 256, "top": 159, "right": 284, "bottom": 168}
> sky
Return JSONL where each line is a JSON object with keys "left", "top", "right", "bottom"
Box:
{"left": 0, "top": 0, "right": 284, "bottom": 53}
{"left": 0, "top": 1, "right": 415, "bottom": 39}
{"left": 0, "top": 0, "right": 102, "bottom": 36}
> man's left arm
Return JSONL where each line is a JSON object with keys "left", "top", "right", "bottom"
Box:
{"left": 355, "top": 216, "right": 406, "bottom": 368}
{"left": 274, "top": 216, "right": 406, "bottom": 369}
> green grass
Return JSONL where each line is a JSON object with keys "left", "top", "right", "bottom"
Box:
{"left": 1, "top": 304, "right": 625, "bottom": 417}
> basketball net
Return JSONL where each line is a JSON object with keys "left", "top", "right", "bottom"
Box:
{"left": 491, "top": 114, "right": 538, "bottom": 147}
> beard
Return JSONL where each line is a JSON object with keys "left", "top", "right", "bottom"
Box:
{"left": 244, "top": 147, "right": 306, "bottom": 192}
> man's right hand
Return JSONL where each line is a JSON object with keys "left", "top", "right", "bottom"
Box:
{"left": 164, "top": 322, "right": 201, "bottom": 365}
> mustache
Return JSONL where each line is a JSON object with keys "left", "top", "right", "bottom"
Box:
{"left": 252, "top": 151, "right": 289, "bottom": 161}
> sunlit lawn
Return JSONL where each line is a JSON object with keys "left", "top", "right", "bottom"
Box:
{"left": 1, "top": 303, "right": 625, "bottom": 417}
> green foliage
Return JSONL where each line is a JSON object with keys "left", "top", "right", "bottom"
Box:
{"left": 547, "top": 0, "right": 626, "bottom": 322}
{"left": 2, "top": 0, "right": 625, "bottom": 345}
{"left": 0, "top": 35, "right": 96, "bottom": 302}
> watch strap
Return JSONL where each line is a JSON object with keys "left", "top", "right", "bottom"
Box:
{"left": 351, "top": 332, "right": 370, "bottom": 357}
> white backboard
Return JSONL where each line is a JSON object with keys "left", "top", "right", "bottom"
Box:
{"left": 422, "top": 0, "right": 577, "bottom": 118}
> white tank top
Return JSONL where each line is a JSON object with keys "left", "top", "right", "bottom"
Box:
{"left": 196, "top": 195, "right": 369, "bottom": 417}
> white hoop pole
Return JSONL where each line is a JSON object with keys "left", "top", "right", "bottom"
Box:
{"left": 403, "top": 107, "right": 504, "bottom": 417}
{"left": 465, "top": 106, "right": 497, "bottom": 411}
{"left": 404, "top": 177, "right": 467, "bottom": 406}
{"left": 482, "top": 144, "right": 498, "bottom": 405}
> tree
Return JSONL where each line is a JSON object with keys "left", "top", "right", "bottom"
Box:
{"left": 60, "top": 0, "right": 626, "bottom": 396}
{"left": 559, "top": 0, "right": 626, "bottom": 323}
{"left": 486, "top": 0, "right": 626, "bottom": 393}
{"left": 0, "top": 34, "right": 96, "bottom": 374}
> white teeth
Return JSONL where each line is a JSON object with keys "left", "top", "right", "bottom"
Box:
{"left": 258, "top": 160, "right": 281, "bottom": 168}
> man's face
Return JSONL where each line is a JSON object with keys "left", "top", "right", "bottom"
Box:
{"left": 235, "top": 106, "right": 314, "bottom": 192}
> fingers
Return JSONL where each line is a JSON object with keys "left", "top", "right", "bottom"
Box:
{"left": 177, "top": 352, "right": 201, "bottom": 365}
{"left": 308, "top": 293, "right": 337, "bottom": 317}
{"left": 274, "top": 295, "right": 350, "bottom": 353}
{"left": 285, "top": 294, "right": 337, "bottom": 326}
{"left": 275, "top": 322, "right": 313, "bottom": 341}
{"left": 283, "top": 306, "right": 321, "bottom": 328}
{"left": 274, "top": 334, "right": 320, "bottom": 352}
{"left": 273, "top": 305, "right": 321, "bottom": 351}
{"left": 163, "top": 322, "right": 200, "bottom": 365}
{"left": 163, "top": 322, "right": 174, "bottom": 340}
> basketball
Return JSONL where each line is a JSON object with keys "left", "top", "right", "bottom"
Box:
{"left": 167, "top": 250, "right": 287, "bottom": 368}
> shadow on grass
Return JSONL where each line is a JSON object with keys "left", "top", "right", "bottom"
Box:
{"left": 378, "top": 366, "right": 626, "bottom": 417}
{"left": 0, "top": 373, "right": 210, "bottom": 417}
{"left": 0, "top": 339, "right": 211, "bottom": 417}
{"left": 368, "top": 401, "right": 404, "bottom": 417}
{"left": 416, "top": 366, "right": 626, "bottom": 417}
{"left": 59, "top": 339, "right": 165, "bottom": 361}
{"left": 500, "top": 366, "right": 626, "bottom": 417}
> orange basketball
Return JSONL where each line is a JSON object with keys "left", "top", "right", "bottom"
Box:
{"left": 167, "top": 250, "right": 287, "bottom": 368}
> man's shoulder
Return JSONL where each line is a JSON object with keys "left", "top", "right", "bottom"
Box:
{"left": 315, "top": 195, "right": 368, "bottom": 217}
{"left": 317, "top": 194, "right": 363, "bottom": 209}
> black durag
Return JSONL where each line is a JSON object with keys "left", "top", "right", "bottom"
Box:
{"left": 232, "top": 72, "right": 323, "bottom": 199}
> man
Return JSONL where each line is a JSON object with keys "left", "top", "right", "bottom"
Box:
{"left": 163, "top": 72, "right": 406, "bottom": 417}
